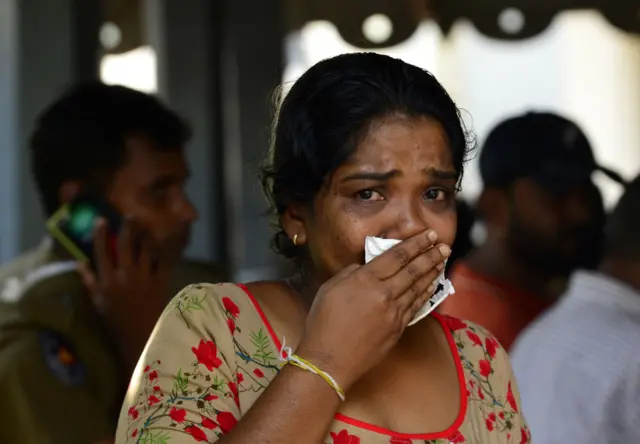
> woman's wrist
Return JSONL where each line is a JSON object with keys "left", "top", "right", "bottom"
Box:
{"left": 294, "top": 340, "right": 356, "bottom": 393}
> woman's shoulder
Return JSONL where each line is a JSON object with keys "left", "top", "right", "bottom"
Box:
{"left": 172, "top": 281, "right": 250, "bottom": 303}
{"left": 436, "top": 313, "right": 510, "bottom": 372}
{"left": 143, "top": 282, "right": 272, "bottom": 357}
{"left": 165, "top": 282, "right": 256, "bottom": 323}
{"left": 438, "top": 313, "right": 503, "bottom": 348}
{"left": 117, "top": 282, "right": 284, "bottom": 443}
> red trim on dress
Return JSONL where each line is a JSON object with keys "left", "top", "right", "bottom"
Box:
{"left": 237, "top": 284, "right": 283, "bottom": 350}
{"left": 236, "top": 283, "right": 468, "bottom": 440}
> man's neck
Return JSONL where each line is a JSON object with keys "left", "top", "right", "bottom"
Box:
{"left": 464, "top": 239, "right": 557, "bottom": 299}
{"left": 599, "top": 258, "right": 640, "bottom": 294}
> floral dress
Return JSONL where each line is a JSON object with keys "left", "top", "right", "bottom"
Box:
{"left": 115, "top": 283, "right": 531, "bottom": 444}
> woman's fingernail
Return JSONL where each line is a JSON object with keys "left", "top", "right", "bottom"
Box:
{"left": 436, "top": 262, "right": 445, "bottom": 271}
{"left": 438, "top": 244, "right": 451, "bottom": 257}
{"left": 428, "top": 230, "right": 438, "bottom": 242}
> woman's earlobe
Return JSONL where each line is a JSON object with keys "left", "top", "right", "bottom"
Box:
{"left": 281, "top": 205, "right": 308, "bottom": 247}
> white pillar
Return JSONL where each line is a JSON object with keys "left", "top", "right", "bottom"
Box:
{"left": 144, "top": 0, "right": 224, "bottom": 263}
{"left": 220, "top": 0, "right": 290, "bottom": 281}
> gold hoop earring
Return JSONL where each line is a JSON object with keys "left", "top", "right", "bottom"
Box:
{"left": 292, "top": 234, "right": 299, "bottom": 246}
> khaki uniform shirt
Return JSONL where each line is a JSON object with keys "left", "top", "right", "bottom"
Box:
{"left": 0, "top": 240, "right": 226, "bottom": 444}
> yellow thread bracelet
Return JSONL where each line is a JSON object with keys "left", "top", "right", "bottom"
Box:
{"left": 279, "top": 338, "right": 346, "bottom": 402}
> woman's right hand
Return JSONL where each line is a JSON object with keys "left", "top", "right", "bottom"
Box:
{"left": 296, "top": 229, "right": 450, "bottom": 391}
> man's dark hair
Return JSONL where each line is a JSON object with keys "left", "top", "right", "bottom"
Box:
{"left": 30, "top": 82, "right": 190, "bottom": 216}
{"left": 604, "top": 174, "right": 640, "bottom": 261}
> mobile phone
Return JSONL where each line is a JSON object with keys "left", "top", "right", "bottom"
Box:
{"left": 46, "top": 193, "right": 123, "bottom": 264}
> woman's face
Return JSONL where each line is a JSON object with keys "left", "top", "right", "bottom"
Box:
{"left": 286, "top": 115, "right": 458, "bottom": 284}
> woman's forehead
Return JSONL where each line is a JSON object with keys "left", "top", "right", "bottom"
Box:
{"left": 342, "top": 116, "right": 454, "bottom": 173}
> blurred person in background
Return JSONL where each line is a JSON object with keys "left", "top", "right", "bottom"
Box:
{"left": 510, "top": 174, "right": 640, "bottom": 444}
{"left": 439, "top": 112, "right": 624, "bottom": 349}
{"left": 0, "top": 83, "right": 226, "bottom": 444}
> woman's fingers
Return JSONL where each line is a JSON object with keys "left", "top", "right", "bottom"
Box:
{"left": 366, "top": 229, "right": 439, "bottom": 280}
{"left": 386, "top": 243, "right": 449, "bottom": 299}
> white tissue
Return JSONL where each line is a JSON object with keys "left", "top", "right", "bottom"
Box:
{"left": 365, "top": 237, "right": 401, "bottom": 263}
{"left": 364, "top": 236, "right": 455, "bottom": 326}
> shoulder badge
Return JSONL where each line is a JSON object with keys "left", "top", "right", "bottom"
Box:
{"left": 38, "top": 330, "right": 86, "bottom": 386}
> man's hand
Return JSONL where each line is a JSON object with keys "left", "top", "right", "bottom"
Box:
{"left": 78, "top": 218, "right": 172, "bottom": 375}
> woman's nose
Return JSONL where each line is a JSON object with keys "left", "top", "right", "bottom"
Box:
{"left": 388, "top": 201, "right": 429, "bottom": 240}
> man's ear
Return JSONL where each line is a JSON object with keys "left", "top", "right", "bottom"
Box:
{"left": 57, "top": 180, "right": 82, "bottom": 208}
{"left": 280, "top": 203, "right": 308, "bottom": 246}
{"left": 477, "top": 187, "right": 510, "bottom": 232}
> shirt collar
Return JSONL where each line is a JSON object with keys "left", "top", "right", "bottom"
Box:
{"left": 568, "top": 270, "right": 640, "bottom": 315}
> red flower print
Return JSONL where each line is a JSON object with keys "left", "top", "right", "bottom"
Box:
{"left": 448, "top": 430, "right": 466, "bottom": 443}
{"left": 499, "top": 411, "right": 505, "bottom": 420}
{"left": 444, "top": 315, "right": 467, "bottom": 331}
{"left": 204, "top": 394, "right": 218, "bottom": 401}
{"left": 169, "top": 407, "right": 187, "bottom": 423}
{"left": 227, "top": 318, "right": 236, "bottom": 334}
{"left": 520, "top": 427, "right": 529, "bottom": 444}
{"left": 253, "top": 368, "right": 265, "bottom": 378}
{"left": 127, "top": 406, "right": 139, "bottom": 420}
{"left": 143, "top": 365, "right": 150, "bottom": 372}
{"left": 237, "top": 372, "right": 244, "bottom": 384}
{"left": 389, "top": 437, "right": 412, "bottom": 443}
{"left": 222, "top": 297, "right": 240, "bottom": 318}
{"left": 479, "top": 359, "right": 492, "bottom": 378}
{"left": 153, "top": 385, "right": 161, "bottom": 391}
{"left": 192, "top": 339, "right": 223, "bottom": 371}
{"left": 185, "top": 425, "right": 207, "bottom": 442}
{"left": 201, "top": 416, "right": 216, "bottom": 430}
{"left": 507, "top": 381, "right": 519, "bottom": 412}
{"left": 478, "top": 386, "right": 485, "bottom": 400}
{"left": 485, "top": 337, "right": 499, "bottom": 359}
{"left": 485, "top": 418, "right": 495, "bottom": 431}
{"left": 466, "top": 330, "right": 483, "bottom": 347}
{"left": 330, "top": 429, "right": 361, "bottom": 444}
{"left": 217, "top": 411, "right": 238, "bottom": 434}
{"left": 148, "top": 395, "right": 160, "bottom": 406}
{"left": 228, "top": 381, "right": 239, "bottom": 407}
{"left": 131, "top": 429, "right": 138, "bottom": 438}
{"left": 148, "top": 370, "right": 158, "bottom": 381}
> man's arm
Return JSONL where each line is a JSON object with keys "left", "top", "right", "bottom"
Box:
{"left": 0, "top": 335, "right": 115, "bottom": 444}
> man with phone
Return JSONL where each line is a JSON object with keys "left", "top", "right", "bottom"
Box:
{"left": 0, "top": 82, "right": 226, "bottom": 444}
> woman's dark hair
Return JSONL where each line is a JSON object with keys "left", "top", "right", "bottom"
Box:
{"left": 446, "top": 199, "right": 477, "bottom": 273}
{"left": 261, "top": 52, "right": 474, "bottom": 259}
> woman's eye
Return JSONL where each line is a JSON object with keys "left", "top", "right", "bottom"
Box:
{"left": 357, "top": 190, "right": 383, "bottom": 201}
{"left": 424, "top": 189, "right": 446, "bottom": 201}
